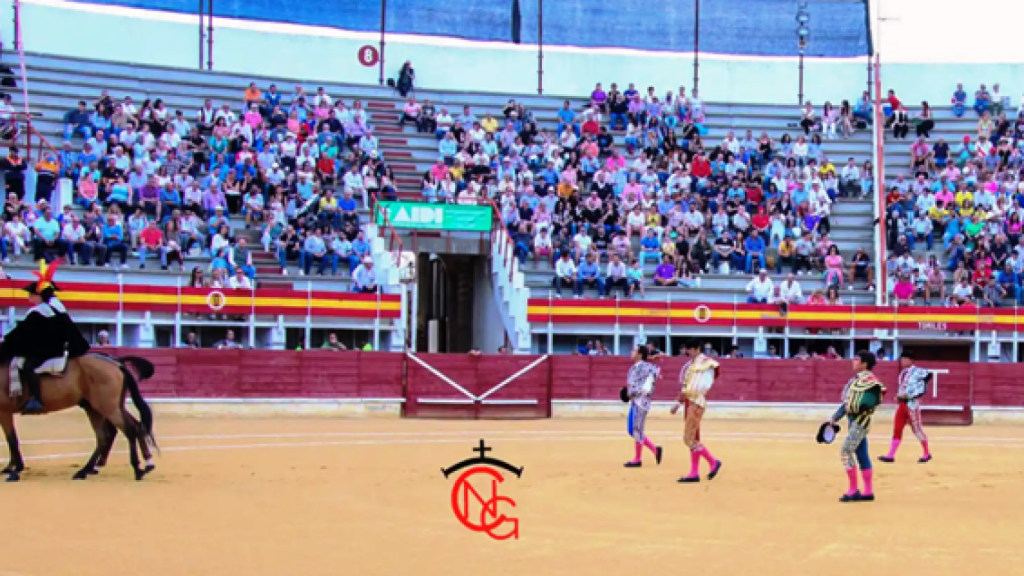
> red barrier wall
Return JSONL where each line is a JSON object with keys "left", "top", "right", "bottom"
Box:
{"left": 548, "top": 357, "right": 974, "bottom": 408}
{"left": 105, "top": 349, "right": 404, "bottom": 399}
{"left": 98, "top": 350, "right": 1018, "bottom": 408}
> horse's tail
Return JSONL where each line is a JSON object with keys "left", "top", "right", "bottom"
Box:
{"left": 118, "top": 356, "right": 158, "bottom": 453}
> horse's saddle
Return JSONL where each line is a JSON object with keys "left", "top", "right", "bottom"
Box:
{"left": 35, "top": 354, "right": 69, "bottom": 377}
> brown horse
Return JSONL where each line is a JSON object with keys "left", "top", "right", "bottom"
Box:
{"left": 0, "top": 354, "right": 157, "bottom": 482}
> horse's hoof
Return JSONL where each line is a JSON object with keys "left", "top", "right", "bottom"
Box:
{"left": 134, "top": 468, "right": 149, "bottom": 481}
{"left": 6, "top": 473, "right": 20, "bottom": 483}
{"left": 87, "top": 468, "right": 100, "bottom": 475}
{"left": 144, "top": 464, "right": 156, "bottom": 473}
{"left": 72, "top": 471, "right": 89, "bottom": 480}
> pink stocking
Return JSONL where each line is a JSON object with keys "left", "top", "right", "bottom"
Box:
{"left": 688, "top": 450, "right": 701, "bottom": 477}
{"left": 845, "top": 468, "right": 859, "bottom": 496}
{"left": 885, "top": 439, "right": 901, "bottom": 459}
{"left": 861, "top": 468, "right": 874, "bottom": 496}
{"left": 642, "top": 437, "right": 657, "bottom": 454}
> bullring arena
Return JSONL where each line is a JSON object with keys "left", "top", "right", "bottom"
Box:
{"left": 3, "top": 0, "right": 1024, "bottom": 574}
{"left": 5, "top": 351, "right": 1024, "bottom": 576}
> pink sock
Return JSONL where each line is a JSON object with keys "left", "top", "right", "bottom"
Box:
{"left": 631, "top": 442, "right": 643, "bottom": 462}
{"left": 921, "top": 440, "right": 931, "bottom": 458}
{"left": 698, "top": 446, "right": 716, "bottom": 466}
{"left": 886, "top": 439, "right": 901, "bottom": 458}
{"left": 845, "top": 468, "right": 859, "bottom": 496}
{"left": 642, "top": 437, "right": 657, "bottom": 454}
{"left": 688, "top": 450, "right": 701, "bottom": 477}
{"left": 861, "top": 468, "right": 874, "bottom": 496}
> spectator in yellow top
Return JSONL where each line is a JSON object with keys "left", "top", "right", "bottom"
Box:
{"left": 960, "top": 199, "right": 976, "bottom": 220}
{"left": 775, "top": 236, "right": 795, "bottom": 273}
{"left": 818, "top": 157, "right": 836, "bottom": 178}
{"left": 481, "top": 113, "right": 499, "bottom": 134}
{"left": 319, "top": 189, "right": 340, "bottom": 229}
{"left": 955, "top": 188, "right": 973, "bottom": 208}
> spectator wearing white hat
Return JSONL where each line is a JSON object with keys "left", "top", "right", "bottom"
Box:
{"left": 746, "top": 269, "right": 774, "bottom": 303}
{"left": 352, "top": 257, "right": 378, "bottom": 293}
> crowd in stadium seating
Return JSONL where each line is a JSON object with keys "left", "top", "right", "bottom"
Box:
{"left": 881, "top": 83, "right": 1024, "bottom": 307}
{"left": 38, "top": 84, "right": 386, "bottom": 292}
{"left": 408, "top": 81, "right": 876, "bottom": 299}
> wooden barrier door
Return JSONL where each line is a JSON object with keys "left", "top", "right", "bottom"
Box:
{"left": 403, "top": 353, "right": 551, "bottom": 419}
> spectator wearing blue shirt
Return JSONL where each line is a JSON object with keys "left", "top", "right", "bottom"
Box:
{"left": 234, "top": 159, "right": 257, "bottom": 181}
{"left": 296, "top": 177, "right": 314, "bottom": 201}
{"left": 261, "top": 84, "right": 282, "bottom": 117}
{"left": 973, "top": 84, "right": 991, "bottom": 117}
{"left": 539, "top": 162, "right": 560, "bottom": 186}
{"left": 101, "top": 213, "right": 129, "bottom": 266}
{"left": 63, "top": 101, "right": 93, "bottom": 141}
{"left": 557, "top": 101, "right": 578, "bottom": 137}
{"left": 575, "top": 253, "right": 605, "bottom": 297}
{"left": 952, "top": 83, "right": 967, "bottom": 118}
{"left": 352, "top": 257, "right": 378, "bottom": 293}
{"left": 995, "top": 264, "right": 1019, "bottom": 303}
{"left": 31, "top": 207, "right": 62, "bottom": 262}
{"left": 639, "top": 230, "right": 661, "bottom": 266}
{"left": 744, "top": 230, "right": 767, "bottom": 273}
{"left": 301, "top": 228, "right": 329, "bottom": 276}
{"left": 159, "top": 185, "right": 181, "bottom": 221}
{"left": 58, "top": 142, "right": 81, "bottom": 181}
{"left": 351, "top": 230, "right": 370, "bottom": 259}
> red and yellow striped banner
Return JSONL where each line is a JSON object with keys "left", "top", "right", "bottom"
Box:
{"left": 527, "top": 299, "right": 1019, "bottom": 332}
{"left": 0, "top": 280, "right": 401, "bottom": 319}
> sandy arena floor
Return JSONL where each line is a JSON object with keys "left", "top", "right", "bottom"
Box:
{"left": 2, "top": 411, "right": 1022, "bottom": 576}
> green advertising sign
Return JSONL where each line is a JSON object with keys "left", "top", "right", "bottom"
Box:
{"left": 376, "top": 202, "right": 493, "bottom": 232}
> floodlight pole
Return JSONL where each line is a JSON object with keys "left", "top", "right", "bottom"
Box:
{"left": 537, "top": 0, "right": 544, "bottom": 94}
{"left": 798, "top": 49, "right": 804, "bottom": 105}
{"left": 693, "top": 0, "right": 700, "bottom": 93}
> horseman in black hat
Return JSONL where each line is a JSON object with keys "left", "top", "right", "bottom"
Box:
{"left": 0, "top": 259, "right": 90, "bottom": 414}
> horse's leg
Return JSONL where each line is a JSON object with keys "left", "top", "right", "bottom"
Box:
{"left": 95, "top": 420, "right": 118, "bottom": 470}
{"left": 0, "top": 411, "right": 24, "bottom": 482}
{"left": 96, "top": 415, "right": 153, "bottom": 473}
{"left": 127, "top": 413, "right": 156, "bottom": 472}
{"left": 106, "top": 409, "right": 146, "bottom": 481}
{"left": 73, "top": 404, "right": 109, "bottom": 480}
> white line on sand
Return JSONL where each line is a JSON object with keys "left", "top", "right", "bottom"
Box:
{"left": 18, "top": 429, "right": 1024, "bottom": 446}
{"left": 20, "top": 432, "right": 1024, "bottom": 463}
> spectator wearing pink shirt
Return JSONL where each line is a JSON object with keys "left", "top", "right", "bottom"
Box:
{"left": 243, "top": 105, "right": 262, "bottom": 130}
{"left": 893, "top": 274, "right": 916, "bottom": 306}
{"left": 623, "top": 177, "right": 643, "bottom": 202}
{"left": 606, "top": 151, "right": 626, "bottom": 172}
{"left": 430, "top": 158, "right": 448, "bottom": 183}
{"left": 934, "top": 187, "right": 955, "bottom": 207}
{"left": 398, "top": 97, "right": 422, "bottom": 131}
{"left": 910, "top": 137, "right": 934, "bottom": 173}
